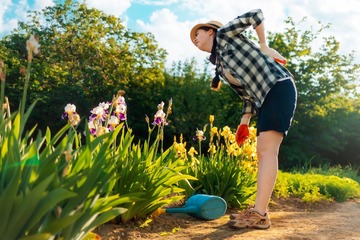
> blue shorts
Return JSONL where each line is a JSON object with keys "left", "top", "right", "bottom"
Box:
{"left": 257, "top": 79, "right": 297, "bottom": 136}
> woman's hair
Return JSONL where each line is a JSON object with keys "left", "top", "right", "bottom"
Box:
{"left": 198, "top": 26, "right": 217, "bottom": 65}
{"left": 198, "top": 26, "right": 221, "bottom": 91}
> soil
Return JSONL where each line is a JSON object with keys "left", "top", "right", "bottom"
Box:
{"left": 95, "top": 197, "right": 360, "bottom": 240}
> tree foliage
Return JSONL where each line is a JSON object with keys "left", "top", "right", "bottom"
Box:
{"left": 0, "top": 0, "right": 167, "bottom": 133}
{"left": 0, "top": 2, "right": 359, "bottom": 168}
{"left": 162, "top": 59, "right": 243, "bottom": 150}
{"left": 267, "top": 17, "right": 360, "bottom": 168}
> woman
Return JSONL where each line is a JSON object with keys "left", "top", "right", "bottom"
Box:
{"left": 190, "top": 9, "right": 297, "bottom": 229}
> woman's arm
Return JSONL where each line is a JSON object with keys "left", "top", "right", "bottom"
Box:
{"left": 255, "top": 21, "right": 266, "bottom": 45}
{"left": 255, "top": 19, "right": 287, "bottom": 64}
{"left": 241, "top": 100, "right": 256, "bottom": 124}
{"left": 219, "top": 9, "right": 264, "bottom": 38}
{"left": 240, "top": 113, "right": 252, "bottom": 125}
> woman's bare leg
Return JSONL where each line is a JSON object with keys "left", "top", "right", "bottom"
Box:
{"left": 254, "top": 130, "right": 283, "bottom": 215}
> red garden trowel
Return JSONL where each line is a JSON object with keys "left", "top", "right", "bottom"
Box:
{"left": 152, "top": 194, "right": 227, "bottom": 220}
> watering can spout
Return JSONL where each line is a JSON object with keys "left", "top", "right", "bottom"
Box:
{"left": 165, "top": 206, "right": 198, "bottom": 214}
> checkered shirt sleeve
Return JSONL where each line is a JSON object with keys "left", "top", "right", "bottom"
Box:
{"left": 219, "top": 9, "right": 264, "bottom": 38}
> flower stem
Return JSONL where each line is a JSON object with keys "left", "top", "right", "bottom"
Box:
{"left": 20, "top": 59, "right": 32, "bottom": 117}
{"left": 0, "top": 73, "right": 5, "bottom": 126}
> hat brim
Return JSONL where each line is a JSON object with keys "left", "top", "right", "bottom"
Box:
{"left": 190, "top": 23, "right": 221, "bottom": 46}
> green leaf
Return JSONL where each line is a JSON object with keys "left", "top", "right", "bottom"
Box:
{"left": 18, "top": 233, "right": 53, "bottom": 240}
{"left": 88, "top": 207, "right": 127, "bottom": 228}
{"left": 4, "top": 174, "right": 55, "bottom": 239}
{"left": 24, "top": 188, "right": 77, "bottom": 231}
{"left": 0, "top": 169, "right": 21, "bottom": 236}
{"left": 43, "top": 212, "right": 83, "bottom": 234}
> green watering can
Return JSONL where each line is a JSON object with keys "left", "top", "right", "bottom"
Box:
{"left": 154, "top": 194, "right": 227, "bottom": 220}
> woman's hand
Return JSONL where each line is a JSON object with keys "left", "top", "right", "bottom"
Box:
{"left": 236, "top": 114, "right": 251, "bottom": 146}
{"left": 260, "top": 43, "right": 287, "bottom": 65}
{"left": 236, "top": 124, "right": 250, "bottom": 146}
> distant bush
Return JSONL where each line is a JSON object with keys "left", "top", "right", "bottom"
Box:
{"left": 274, "top": 171, "right": 360, "bottom": 203}
{"left": 304, "top": 165, "right": 360, "bottom": 184}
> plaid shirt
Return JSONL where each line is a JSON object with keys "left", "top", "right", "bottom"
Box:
{"left": 216, "top": 9, "right": 293, "bottom": 115}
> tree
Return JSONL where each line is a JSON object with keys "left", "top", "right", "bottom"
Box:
{"left": 162, "top": 59, "right": 244, "bottom": 150}
{"left": 0, "top": 0, "right": 167, "bottom": 133}
{"left": 267, "top": 17, "right": 360, "bottom": 168}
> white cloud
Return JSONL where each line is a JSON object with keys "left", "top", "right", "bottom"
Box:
{"left": 0, "top": 0, "right": 29, "bottom": 34}
{"left": 13, "top": 1, "right": 30, "bottom": 20}
{"left": 300, "top": 0, "right": 360, "bottom": 59}
{"left": 181, "top": 0, "right": 287, "bottom": 30}
{"left": 1, "top": 0, "right": 358, "bottom": 67}
{"left": 33, "top": 0, "right": 55, "bottom": 10}
{"left": 0, "top": 18, "right": 18, "bottom": 34}
{"left": 137, "top": 8, "right": 209, "bottom": 67}
{"left": 86, "top": 0, "right": 131, "bottom": 17}
{"left": 0, "top": 0, "right": 14, "bottom": 33}
{"left": 0, "top": 0, "right": 131, "bottom": 36}
{"left": 0, "top": 0, "right": 12, "bottom": 14}
{"left": 132, "top": 0, "right": 179, "bottom": 6}
{"left": 134, "top": 0, "right": 303, "bottom": 68}
{"left": 134, "top": 0, "right": 360, "bottom": 68}
{"left": 0, "top": 0, "right": 54, "bottom": 35}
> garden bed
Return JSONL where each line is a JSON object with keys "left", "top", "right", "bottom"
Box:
{"left": 95, "top": 197, "right": 360, "bottom": 239}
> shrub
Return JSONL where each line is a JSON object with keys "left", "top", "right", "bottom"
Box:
{"left": 274, "top": 171, "right": 360, "bottom": 203}
{"left": 176, "top": 117, "right": 258, "bottom": 209}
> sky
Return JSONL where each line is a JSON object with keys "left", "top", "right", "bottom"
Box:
{"left": 1, "top": 0, "right": 360, "bottom": 69}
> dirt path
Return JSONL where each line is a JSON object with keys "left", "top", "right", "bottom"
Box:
{"left": 96, "top": 198, "right": 360, "bottom": 240}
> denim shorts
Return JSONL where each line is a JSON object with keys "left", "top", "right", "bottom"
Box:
{"left": 257, "top": 79, "right": 297, "bottom": 136}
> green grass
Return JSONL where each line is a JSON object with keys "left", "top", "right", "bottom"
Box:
{"left": 274, "top": 170, "right": 360, "bottom": 203}
{"left": 307, "top": 165, "right": 360, "bottom": 183}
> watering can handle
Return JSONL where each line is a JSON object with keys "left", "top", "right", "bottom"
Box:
{"left": 165, "top": 206, "right": 198, "bottom": 214}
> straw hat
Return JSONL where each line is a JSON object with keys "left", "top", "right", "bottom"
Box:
{"left": 190, "top": 20, "right": 223, "bottom": 45}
